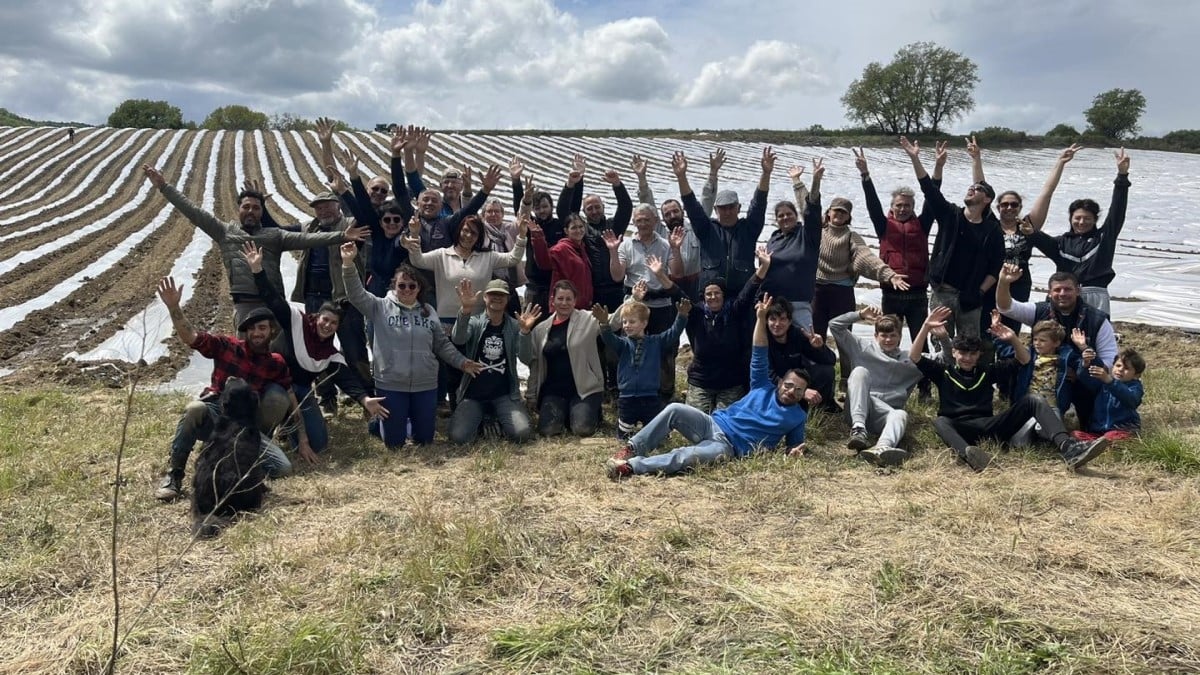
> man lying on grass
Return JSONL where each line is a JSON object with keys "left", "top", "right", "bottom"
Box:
{"left": 606, "top": 293, "right": 808, "bottom": 479}
{"left": 910, "top": 307, "right": 1111, "bottom": 473}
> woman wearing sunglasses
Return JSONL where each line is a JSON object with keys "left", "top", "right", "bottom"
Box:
{"left": 340, "top": 245, "right": 483, "bottom": 448}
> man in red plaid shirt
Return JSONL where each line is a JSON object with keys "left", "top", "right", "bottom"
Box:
{"left": 154, "top": 276, "right": 300, "bottom": 502}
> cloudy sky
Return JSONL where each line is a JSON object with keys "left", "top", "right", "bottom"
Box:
{"left": 0, "top": 0, "right": 1194, "bottom": 134}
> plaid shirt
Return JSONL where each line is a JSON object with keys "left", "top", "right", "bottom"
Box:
{"left": 192, "top": 332, "right": 293, "bottom": 400}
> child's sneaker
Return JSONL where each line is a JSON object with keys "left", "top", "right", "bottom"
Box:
{"left": 605, "top": 458, "right": 632, "bottom": 481}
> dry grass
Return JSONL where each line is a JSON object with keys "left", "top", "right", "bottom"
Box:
{"left": 2, "top": 329, "right": 1200, "bottom": 673}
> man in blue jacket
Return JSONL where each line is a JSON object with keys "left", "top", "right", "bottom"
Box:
{"left": 605, "top": 293, "right": 808, "bottom": 479}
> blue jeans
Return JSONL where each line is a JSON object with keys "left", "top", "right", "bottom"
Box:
{"left": 169, "top": 384, "right": 292, "bottom": 477}
{"left": 627, "top": 402, "right": 734, "bottom": 476}
{"left": 290, "top": 384, "right": 329, "bottom": 452}
{"left": 372, "top": 388, "right": 438, "bottom": 447}
{"left": 448, "top": 396, "right": 533, "bottom": 444}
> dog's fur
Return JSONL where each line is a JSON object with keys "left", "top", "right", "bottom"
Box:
{"left": 191, "top": 378, "right": 268, "bottom": 537}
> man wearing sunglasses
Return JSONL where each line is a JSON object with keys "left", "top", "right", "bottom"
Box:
{"left": 900, "top": 136, "right": 1004, "bottom": 344}
{"left": 605, "top": 293, "right": 809, "bottom": 480}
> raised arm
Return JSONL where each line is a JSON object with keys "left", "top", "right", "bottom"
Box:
{"left": 245, "top": 242, "right": 291, "bottom": 325}
{"left": 701, "top": 148, "right": 726, "bottom": 217}
{"left": 1100, "top": 148, "right": 1132, "bottom": 238}
{"left": 157, "top": 276, "right": 197, "bottom": 348}
{"left": 143, "top": 165, "right": 227, "bottom": 242}
{"left": 965, "top": 135, "right": 984, "bottom": 184}
{"left": 631, "top": 154, "right": 654, "bottom": 208}
{"left": 608, "top": 170, "right": 633, "bottom": 232}
{"left": 1024, "top": 144, "right": 1081, "bottom": 232}
{"left": 853, "top": 149, "right": 888, "bottom": 239}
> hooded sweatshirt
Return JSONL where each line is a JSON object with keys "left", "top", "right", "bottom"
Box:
{"left": 828, "top": 311, "right": 922, "bottom": 408}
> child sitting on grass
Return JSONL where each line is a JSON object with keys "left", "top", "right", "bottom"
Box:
{"left": 1073, "top": 347, "right": 1145, "bottom": 442}
{"left": 595, "top": 279, "right": 690, "bottom": 440}
{"left": 911, "top": 307, "right": 1109, "bottom": 472}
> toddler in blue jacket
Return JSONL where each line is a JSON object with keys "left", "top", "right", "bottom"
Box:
{"left": 1073, "top": 347, "right": 1145, "bottom": 443}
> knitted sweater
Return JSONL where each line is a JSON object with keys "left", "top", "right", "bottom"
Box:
{"left": 817, "top": 224, "right": 897, "bottom": 285}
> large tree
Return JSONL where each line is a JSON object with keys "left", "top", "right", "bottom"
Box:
{"left": 1084, "top": 88, "right": 1147, "bottom": 140}
{"left": 202, "top": 105, "right": 269, "bottom": 131}
{"left": 107, "top": 99, "right": 185, "bottom": 129}
{"left": 842, "top": 42, "right": 978, "bottom": 134}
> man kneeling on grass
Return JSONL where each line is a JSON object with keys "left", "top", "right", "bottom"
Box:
{"left": 606, "top": 293, "right": 808, "bottom": 479}
{"left": 910, "top": 307, "right": 1110, "bottom": 473}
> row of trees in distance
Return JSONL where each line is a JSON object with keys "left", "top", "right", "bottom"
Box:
{"left": 105, "top": 100, "right": 348, "bottom": 132}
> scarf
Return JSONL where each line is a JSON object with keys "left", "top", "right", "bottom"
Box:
{"left": 290, "top": 304, "right": 345, "bottom": 373}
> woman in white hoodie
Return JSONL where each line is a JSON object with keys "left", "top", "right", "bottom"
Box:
{"left": 340, "top": 244, "right": 481, "bottom": 448}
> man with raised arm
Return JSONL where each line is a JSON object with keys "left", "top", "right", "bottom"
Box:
{"left": 141, "top": 165, "right": 368, "bottom": 330}
{"left": 606, "top": 292, "right": 809, "bottom": 479}
{"left": 672, "top": 147, "right": 775, "bottom": 293}
{"left": 634, "top": 150, "right": 720, "bottom": 300}
{"left": 153, "top": 277, "right": 300, "bottom": 502}
{"left": 995, "top": 263, "right": 1119, "bottom": 430}
{"left": 898, "top": 137, "right": 1004, "bottom": 341}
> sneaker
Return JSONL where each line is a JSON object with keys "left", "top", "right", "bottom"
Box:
{"left": 1064, "top": 437, "right": 1110, "bottom": 472}
{"left": 605, "top": 457, "right": 632, "bottom": 481}
{"left": 875, "top": 447, "right": 911, "bottom": 467}
{"left": 320, "top": 397, "right": 337, "bottom": 420}
{"left": 960, "top": 445, "right": 993, "bottom": 473}
{"left": 847, "top": 427, "right": 870, "bottom": 451}
{"left": 154, "top": 472, "right": 183, "bottom": 501}
{"left": 611, "top": 445, "right": 635, "bottom": 461}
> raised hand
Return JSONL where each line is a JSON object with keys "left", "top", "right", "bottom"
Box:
{"left": 509, "top": 155, "right": 525, "bottom": 180}
{"left": 788, "top": 164, "right": 806, "bottom": 182}
{"left": 899, "top": 135, "right": 920, "bottom": 160}
{"left": 603, "top": 169, "right": 621, "bottom": 185}
{"left": 142, "top": 164, "right": 166, "bottom": 188}
{"left": 1088, "top": 363, "right": 1113, "bottom": 383}
{"left": 761, "top": 146, "right": 777, "bottom": 175}
{"left": 315, "top": 117, "right": 334, "bottom": 144}
{"left": 521, "top": 175, "right": 536, "bottom": 205}
{"left": 566, "top": 168, "right": 583, "bottom": 187}
{"left": 518, "top": 212, "right": 534, "bottom": 238}
{"left": 632, "top": 280, "right": 648, "bottom": 301}
{"left": 157, "top": 276, "right": 183, "bottom": 309}
{"left": 415, "top": 128, "right": 433, "bottom": 152}
{"left": 810, "top": 157, "right": 825, "bottom": 183}
{"left": 481, "top": 164, "right": 502, "bottom": 193}
{"left": 1058, "top": 143, "right": 1083, "bottom": 164}
{"left": 457, "top": 278, "right": 481, "bottom": 312}
{"left": 668, "top": 225, "right": 686, "bottom": 250}
{"left": 799, "top": 326, "right": 824, "bottom": 349}
{"left": 754, "top": 244, "right": 772, "bottom": 271}
{"left": 241, "top": 241, "right": 263, "bottom": 273}
{"left": 965, "top": 135, "right": 980, "bottom": 160}
{"left": 572, "top": 152, "right": 587, "bottom": 175}
{"left": 677, "top": 297, "right": 692, "bottom": 316}
{"left": 989, "top": 320, "right": 1016, "bottom": 343}
{"left": 860, "top": 305, "right": 882, "bottom": 322}
{"left": 1071, "top": 327, "right": 1089, "bottom": 351}
{"left": 671, "top": 151, "right": 688, "bottom": 178}
{"left": 591, "top": 303, "right": 609, "bottom": 325}
{"left": 342, "top": 223, "right": 369, "bottom": 242}
{"left": 339, "top": 241, "right": 358, "bottom": 264}
{"left": 851, "top": 147, "right": 868, "bottom": 176}
{"left": 516, "top": 304, "right": 543, "bottom": 333}
{"left": 602, "top": 229, "right": 622, "bottom": 251}
{"left": 935, "top": 140, "right": 949, "bottom": 168}
{"left": 755, "top": 292, "right": 774, "bottom": 318}
{"left": 630, "top": 154, "right": 648, "bottom": 178}
{"left": 337, "top": 146, "right": 360, "bottom": 178}
{"left": 1081, "top": 347, "right": 1096, "bottom": 367}
{"left": 924, "top": 305, "right": 952, "bottom": 335}
{"left": 1115, "top": 147, "right": 1130, "bottom": 174}
{"left": 390, "top": 127, "right": 407, "bottom": 156}
{"left": 709, "top": 148, "right": 727, "bottom": 174}
{"left": 999, "top": 262, "right": 1023, "bottom": 284}
{"left": 646, "top": 254, "right": 664, "bottom": 277}
{"left": 241, "top": 177, "right": 272, "bottom": 202}
{"left": 325, "top": 165, "right": 348, "bottom": 194}
{"left": 400, "top": 229, "right": 421, "bottom": 252}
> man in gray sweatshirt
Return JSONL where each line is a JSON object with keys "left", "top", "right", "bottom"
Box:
{"left": 829, "top": 307, "right": 927, "bottom": 467}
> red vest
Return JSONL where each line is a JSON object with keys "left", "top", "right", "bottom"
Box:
{"left": 879, "top": 216, "right": 929, "bottom": 289}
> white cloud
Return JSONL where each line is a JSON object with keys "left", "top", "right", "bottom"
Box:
{"left": 677, "top": 40, "right": 832, "bottom": 107}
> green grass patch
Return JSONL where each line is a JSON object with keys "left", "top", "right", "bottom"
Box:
{"left": 1119, "top": 431, "right": 1200, "bottom": 474}
{"left": 189, "top": 616, "right": 365, "bottom": 675}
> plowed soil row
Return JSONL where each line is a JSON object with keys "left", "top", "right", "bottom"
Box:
{"left": 0, "top": 129, "right": 140, "bottom": 217}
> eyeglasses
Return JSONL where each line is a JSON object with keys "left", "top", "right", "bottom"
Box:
{"left": 369, "top": 186, "right": 389, "bottom": 194}
{"left": 394, "top": 282, "right": 419, "bottom": 290}
{"left": 998, "top": 202, "right": 1021, "bottom": 209}
{"left": 381, "top": 216, "right": 404, "bottom": 224}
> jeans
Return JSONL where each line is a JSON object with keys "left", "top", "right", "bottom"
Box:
{"left": 626, "top": 403, "right": 734, "bottom": 476}
{"left": 617, "top": 395, "right": 664, "bottom": 439}
{"left": 373, "top": 388, "right": 439, "bottom": 447}
{"left": 168, "top": 383, "right": 291, "bottom": 477}
{"left": 813, "top": 283, "right": 857, "bottom": 387}
{"left": 538, "top": 392, "right": 602, "bottom": 436}
{"left": 929, "top": 285, "right": 981, "bottom": 340}
{"left": 685, "top": 384, "right": 747, "bottom": 414}
{"left": 448, "top": 396, "right": 533, "bottom": 445}
{"left": 845, "top": 367, "right": 908, "bottom": 449}
{"left": 290, "top": 383, "right": 329, "bottom": 452}
{"left": 790, "top": 301, "right": 814, "bottom": 333}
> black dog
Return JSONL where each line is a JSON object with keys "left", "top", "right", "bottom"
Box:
{"left": 191, "top": 378, "right": 268, "bottom": 537}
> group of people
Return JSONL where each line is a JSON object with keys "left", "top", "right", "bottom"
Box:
{"left": 143, "top": 125, "right": 1147, "bottom": 500}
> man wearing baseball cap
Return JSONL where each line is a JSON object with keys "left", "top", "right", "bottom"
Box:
{"left": 153, "top": 278, "right": 302, "bottom": 502}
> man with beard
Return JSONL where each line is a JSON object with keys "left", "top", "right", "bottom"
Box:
{"left": 996, "top": 264, "right": 1119, "bottom": 429}
{"left": 141, "top": 165, "right": 368, "bottom": 331}
{"left": 899, "top": 137, "right": 1004, "bottom": 341}
{"left": 153, "top": 277, "right": 301, "bottom": 502}
{"left": 569, "top": 165, "right": 633, "bottom": 313}
{"left": 633, "top": 151, "right": 720, "bottom": 301}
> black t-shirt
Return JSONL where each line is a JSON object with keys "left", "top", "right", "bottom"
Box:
{"left": 541, "top": 318, "right": 577, "bottom": 399}
{"left": 465, "top": 322, "right": 509, "bottom": 401}
{"left": 916, "top": 356, "right": 1020, "bottom": 419}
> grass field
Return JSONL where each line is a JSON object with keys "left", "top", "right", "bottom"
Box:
{"left": 2, "top": 324, "right": 1199, "bottom": 674}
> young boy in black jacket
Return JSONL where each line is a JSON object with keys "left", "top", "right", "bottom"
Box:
{"left": 910, "top": 307, "right": 1110, "bottom": 472}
